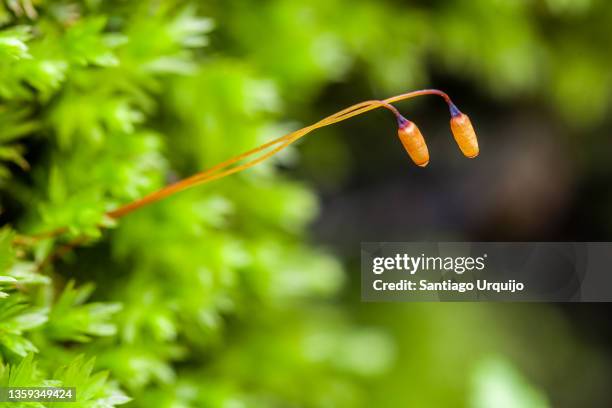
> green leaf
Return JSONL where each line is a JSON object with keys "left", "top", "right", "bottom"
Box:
{"left": 0, "top": 26, "right": 31, "bottom": 60}
{"left": 0, "top": 296, "right": 48, "bottom": 356}
{"left": 46, "top": 281, "right": 122, "bottom": 342}
{"left": 52, "top": 355, "right": 130, "bottom": 408}
{"left": 0, "top": 354, "right": 41, "bottom": 387}
{"left": 62, "top": 17, "right": 118, "bottom": 67}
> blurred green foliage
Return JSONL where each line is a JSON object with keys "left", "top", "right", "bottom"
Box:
{"left": 0, "top": 0, "right": 611, "bottom": 406}
{"left": 470, "top": 357, "right": 549, "bottom": 408}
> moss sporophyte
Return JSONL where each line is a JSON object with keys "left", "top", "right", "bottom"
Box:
{"left": 14, "top": 89, "right": 479, "bottom": 251}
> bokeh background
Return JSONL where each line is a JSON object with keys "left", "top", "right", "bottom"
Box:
{"left": 1, "top": 0, "right": 612, "bottom": 407}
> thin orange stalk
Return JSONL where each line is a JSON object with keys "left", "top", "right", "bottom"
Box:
{"left": 17, "top": 89, "right": 466, "bottom": 245}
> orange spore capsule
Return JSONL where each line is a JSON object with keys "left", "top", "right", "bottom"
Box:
{"left": 397, "top": 117, "right": 429, "bottom": 167}
{"left": 449, "top": 104, "right": 479, "bottom": 158}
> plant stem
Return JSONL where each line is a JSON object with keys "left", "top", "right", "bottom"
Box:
{"left": 15, "top": 89, "right": 454, "bottom": 245}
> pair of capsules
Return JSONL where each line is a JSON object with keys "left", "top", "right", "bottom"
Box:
{"left": 395, "top": 103, "right": 479, "bottom": 166}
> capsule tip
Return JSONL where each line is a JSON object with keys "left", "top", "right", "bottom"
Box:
{"left": 448, "top": 101, "right": 462, "bottom": 118}
{"left": 397, "top": 114, "right": 410, "bottom": 129}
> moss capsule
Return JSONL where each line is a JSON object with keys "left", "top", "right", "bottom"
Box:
{"left": 449, "top": 107, "right": 479, "bottom": 158}
{"left": 397, "top": 118, "right": 429, "bottom": 167}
